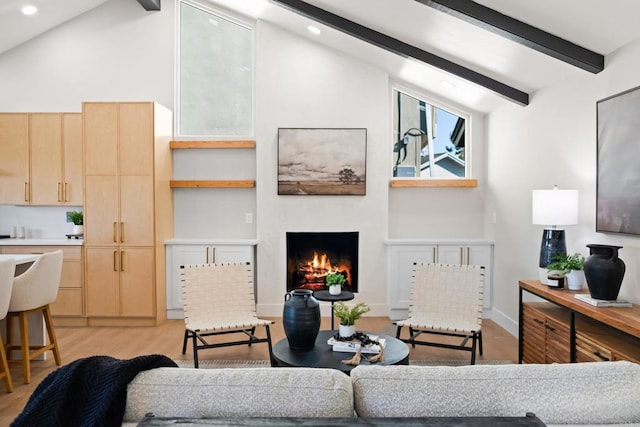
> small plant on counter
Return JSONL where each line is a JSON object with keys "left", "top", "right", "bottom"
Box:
{"left": 69, "top": 210, "right": 83, "bottom": 225}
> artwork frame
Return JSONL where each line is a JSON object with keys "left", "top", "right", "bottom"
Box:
{"left": 277, "top": 128, "right": 367, "bottom": 196}
{"left": 596, "top": 85, "right": 640, "bottom": 236}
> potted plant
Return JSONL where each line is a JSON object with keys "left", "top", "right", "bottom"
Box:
{"left": 333, "top": 301, "right": 370, "bottom": 337}
{"left": 325, "top": 271, "right": 346, "bottom": 295}
{"left": 69, "top": 210, "right": 83, "bottom": 235}
{"left": 546, "top": 252, "right": 585, "bottom": 291}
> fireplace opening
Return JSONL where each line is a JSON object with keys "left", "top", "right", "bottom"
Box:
{"left": 286, "top": 232, "right": 358, "bottom": 293}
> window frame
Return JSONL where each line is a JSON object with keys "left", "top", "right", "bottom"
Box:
{"left": 390, "top": 84, "right": 476, "bottom": 188}
{"left": 175, "top": 0, "right": 256, "bottom": 139}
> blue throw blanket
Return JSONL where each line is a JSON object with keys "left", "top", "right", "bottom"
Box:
{"left": 11, "top": 354, "right": 178, "bottom": 427}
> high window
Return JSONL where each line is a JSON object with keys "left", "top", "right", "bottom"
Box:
{"left": 392, "top": 88, "right": 469, "bottom": 179}
{"left": 177, "top": 1, "right": 254, "bottom": 137}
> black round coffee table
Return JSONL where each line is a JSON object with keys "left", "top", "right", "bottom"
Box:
{"left": 312, "top": 290, "right": 355, "bottom": 330}
{"left": 272, "top": 330, "right": 409, "bottom": 374}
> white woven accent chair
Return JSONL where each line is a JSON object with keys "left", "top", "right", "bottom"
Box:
{"left": 6, "top": 250, "right": 63, "bottom": 383}
{"left": 181, "top": 262, "right": 274, "bottom": 368}
{"left": 395, "top": 263, "right": 485, "bottom": 364}
{"left": 0, "top": 258, "right": 15, "bottom": 393}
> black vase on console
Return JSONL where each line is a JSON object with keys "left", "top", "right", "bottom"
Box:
{"left": 283, "top": 289, "right": 320, "bottom": 350}
{"left": 583, "top": 244, "right": 625, "bottom": 301}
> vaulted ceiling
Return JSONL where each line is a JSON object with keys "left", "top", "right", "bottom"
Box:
{"left": 3, "top": 0, "right": 640, "bottom": 113}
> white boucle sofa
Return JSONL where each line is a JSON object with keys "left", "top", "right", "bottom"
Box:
{"left": 123, "top": 361, "right": 640, "bottom": 426}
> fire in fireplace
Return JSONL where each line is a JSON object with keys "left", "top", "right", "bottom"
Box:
{"left": 286, "top": 232, "right": 358, "bottom": 293}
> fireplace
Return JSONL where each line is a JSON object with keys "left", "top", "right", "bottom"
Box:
{"left": 286, "top": 232, "right": 358, "bottom": 293}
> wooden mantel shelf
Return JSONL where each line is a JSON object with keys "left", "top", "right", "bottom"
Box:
{"left": 170, "top": 140, "right": 255, "bottom": 149}
{"left": 390, "top": 179, "right": 477, "bottom": 188}
{"left": 170, "top": 180, "right": 255, "bottom": 188}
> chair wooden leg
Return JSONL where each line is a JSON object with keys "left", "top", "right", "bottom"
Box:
{"left": 0, "top": 340, "right": 13, "bottom": 393}
{"left": 43, "top": 305, "right": 61, "bottom": 366}
{"left": 5, "top": 314, "right": 14, "bottom": 361}
{"left": 18, "top": 312, "right": 30, "bottom": 384}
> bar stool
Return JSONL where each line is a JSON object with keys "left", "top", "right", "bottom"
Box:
{"left": 6, "top": 250, "right": 63, "bottom": 384}
{"left": 0, "top": 258, "right": 16, "bottom": 392}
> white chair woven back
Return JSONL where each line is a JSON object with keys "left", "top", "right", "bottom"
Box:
{"left": 398, "top": 263, "right": 484, "bottom": 333}
{"left": 9, "top": 250, "right": 63, "bottom": 312}
{"left": 181, "top": 262, "right": 271, "bottom": 332}
{"left": 0, "top": 259, "right": 15, "bottom": 319}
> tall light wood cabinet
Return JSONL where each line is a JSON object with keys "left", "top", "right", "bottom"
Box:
{"left": 0, "top": 114, "right": 30, "bottom": 205}
{"left": 83, "top": 102, "right": 173, "bottom": 326}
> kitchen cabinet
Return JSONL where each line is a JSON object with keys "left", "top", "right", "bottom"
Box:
{"left": 519, "top": 280, "right": 640, "bottom": 364}
{"left": 83, "top": 102, "right": 173, "bottom": 325}
{"left": 0, "top": 114, "right": 29, "bottom": 205}
{"left": 165, "top": 241, "right": 256, "bottom": 319}
{"left": 386, "top": 240, "right": 494, "bottom": 320}
{"left": 30, "top": 113, "right": 83, "bottom": 205}
{"left": 0, "top": 244, "right": 84, "bottom": 325}
{"left": 0, "top": 113, "right": 82, "bottom": 206}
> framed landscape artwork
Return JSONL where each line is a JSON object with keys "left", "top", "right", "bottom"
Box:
{"left": 596, "top": 85, "right": 640, "bottom": 235}
{"left": 277, "top": 128, "right": 367, "bottom": 195}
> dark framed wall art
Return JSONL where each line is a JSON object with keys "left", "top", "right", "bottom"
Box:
{"left": 277, "top": 128, "right": 367, "bottom": 195}
{"left": 596, "top": 85, "right": 640, "bottom": 235}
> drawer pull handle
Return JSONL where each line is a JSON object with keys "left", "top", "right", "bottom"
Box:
{"left": 113, "top": 222, "right": 117, "bottom": 243}
{"left": 534, "top": 319, "right": 544, "bottom": 325}
{"left": 120, "top": 222, "right": 125, "bottom": 243}
{"left": 58, "top": 182, "right": 62, "bottom": 202}
{"left": 545, "top": 325, "right": 556, "bottom": 332}
{"left": 113, "top": 250, "right": 118, "bottom": 271}
{"left": 120, "top": 250, "right": 124, "bottom": 272}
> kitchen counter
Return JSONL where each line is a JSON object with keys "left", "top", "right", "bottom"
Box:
{"left": 0, "top": 238, "right": 83, "bottom": 246}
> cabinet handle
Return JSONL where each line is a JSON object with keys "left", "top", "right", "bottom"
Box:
{"left": 57, "top": 182, "right": 62, "bottom": 202}
{"left": 113, "top": 250, "right": 118, "bottom": 271}
{"left": 460, "top": 248, "right": 464, "bottom": 265}
{"left": 212, "top": 247, "right": 216, "bottom": 263}
{"left": 113, "top": 222, "right": 118, "bottom": 243}
{"left": 120, "top": 250, "right": 124, "bottom": 272}
{"left": 64, "top": 182, "right": 69, "bottom": 202}
{"left": 545, "top": 325, "right": 556, "bottom": 332}
{"left": 24, "top": 182, "right": 29, "bottom": 202}
{"left": 534, "top": 318, "right": 544, "bottom": 325}
{"left": 593, "top": 351, "right": 610, "bottom": 361}
{"left": 206, "top": 247, "right": 210, "bottom": 263}
{"left": 432, "top": 247, "right": 436, "bottom": 262}
{"left": 466, "top": 247, "right": 470, "bottom": 265}
{"left": 120, "top": 222, "right": 125, "bottom": 243}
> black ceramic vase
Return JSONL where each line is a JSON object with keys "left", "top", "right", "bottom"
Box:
{"left": 283, "top": 289, "right": 320, "bottom": 350}
{"left": 583, "top": 244, "right": 625, "bottom": 300}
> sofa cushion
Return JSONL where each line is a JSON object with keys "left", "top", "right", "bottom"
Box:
{"left": 123, "top": 367, "right": 354, "bottom": 422}
{"left": 351, "top": 361, "right": 640, "bottom": 425}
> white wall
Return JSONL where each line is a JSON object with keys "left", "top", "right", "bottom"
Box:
{"left": 0, "top": 0, "right": 507, "bottom": 324}
{"left": 487, "top": 39, "right": 640, "bottom": 326}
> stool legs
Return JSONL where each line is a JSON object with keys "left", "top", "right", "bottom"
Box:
{"left": 0, "top": 338, "right": 12, "bottom": 393}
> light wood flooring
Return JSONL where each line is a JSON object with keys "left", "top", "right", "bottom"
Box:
{"left": 0, "top": 317, "right": 517, "bottom": 424}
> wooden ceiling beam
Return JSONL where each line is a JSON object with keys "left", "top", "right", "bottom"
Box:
{"left": 270, "top": 0, "right": 529, "bottom": 106}
{"left": 417, "top": 0, "right": 604, "bottom": 74}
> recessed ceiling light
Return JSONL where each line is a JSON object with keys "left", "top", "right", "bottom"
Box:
{"left": 307, "top": 25, "right": 321, "bottom": 35}
{"left": 21, "top": 5, "right": 38, "bottom": 15}
{"left": 440, "top": 80, "right": 456, "bottom": 90}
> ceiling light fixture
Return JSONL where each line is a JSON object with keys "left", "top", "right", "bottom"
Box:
{"left": 307, "top": 25, "right": 321, "bottom": 35}
{"left": 21, "top": 5, "right": 38, "bottom": 15}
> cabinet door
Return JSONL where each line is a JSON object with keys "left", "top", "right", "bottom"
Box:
{"left": 30, "top": 113, "right": 63, "bottom": 205}
{"left": 62, "top": 113, "right": 83, "bottom": 205}
{"left": 210, "top": 245, "right": 253, "bottom": 264}
{"left": 119, "top": 103, "right": 154, "bottom": 176}
{"left": 168, "top": 245, "right": 209, "bottom": 310}
{"left": 437, "top": 245, "right": 464, "bottom": 264}
{"left": 120, "top": 248, "right": 155, "bottom": 317}
{"left": 85, "top": 176, "right": 119, "bottom": 245}
{"left": 466, "top": 245, "right": 492, "bottom": 310}
{"left": 84, "top": 103, "right": 118, "bottom": 176}
{"left": 387, "top": 245, "right": 436, "bottom": 317}
{"left": 0, "top": 113, "right": 30, "bottom": 205}
{"left": 85, "top": 247, "right": 120, "bottom": 316}
{"left": 521, "top": 304, "right": 546, "bottom": 364}
{"left": 119, "top": 175, "right": 154, "bottom": 245}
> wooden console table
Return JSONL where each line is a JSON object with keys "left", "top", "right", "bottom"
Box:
{"left": 519, "top": 280, "right": 640, "bottom": 364}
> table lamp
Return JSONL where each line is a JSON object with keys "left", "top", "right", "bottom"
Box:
{"left": 532, "top": 186, "right": 579, "bottom": 284}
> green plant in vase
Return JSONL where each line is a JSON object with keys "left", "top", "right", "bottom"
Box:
{"left": 333, "top": 301, "right": 370, "bottom": 338}
{"left": 69, "top": 210, "right": 84, "bottom": 235}
{"left": 546, "top": 252, "right": 585, "bottom": 290}
{"left": 326, "top": 271, "right": 346, "bottom": 295}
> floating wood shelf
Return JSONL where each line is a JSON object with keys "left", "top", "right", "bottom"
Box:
{"left": 170, "top": 180, "right": 255, "bottom": 188}
{"left": 390, "top": 179, "right": 478, "bottom": 188}
{"left": 170, "top": 140, "right": 255, "bottom": 149}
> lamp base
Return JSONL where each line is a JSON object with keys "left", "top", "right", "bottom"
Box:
{"left": 539, "top": 229, "right": 567, "bottom": 284}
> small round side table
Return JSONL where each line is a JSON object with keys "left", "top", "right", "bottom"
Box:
{"left": 312, "top": 290, "right": 355, "bottom": 330}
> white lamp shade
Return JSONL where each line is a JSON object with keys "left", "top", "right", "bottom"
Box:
{"left": 532, "top": 188, "right": 579, "bottom": 226}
